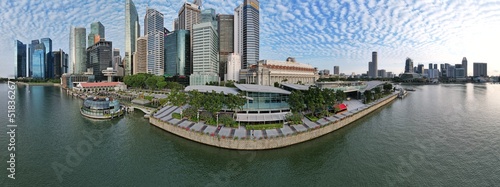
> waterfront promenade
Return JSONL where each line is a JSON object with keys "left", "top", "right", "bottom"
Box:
{"left": 149, "top": 92, "right": 398, "bottom": 150}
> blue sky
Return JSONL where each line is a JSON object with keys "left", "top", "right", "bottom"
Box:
{"left": 1, "top": 0, "right": 500, "bottom": 78}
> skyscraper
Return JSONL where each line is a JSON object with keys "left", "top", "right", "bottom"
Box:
{"left": 417, "top": 64, "right": 424, "bottom": 74}
{"left": 165, "top": 30, "right": 190, "bottom": 77}
{"left": 15, "top": 40, "right": 27, "bottom": 78}
{"left": 52, "top": 49, "right": 68, "bottom": 78}
{"left": 405, "top": 58, "right": 414, "bottom": 73}
{"left": 41, "top": 38, "right": 53, "bottom": 78}
{"left": 368, "top": 61, "right": 373, "bottom": 77}
{"left": 144, "top": 8, "right": 164, "bottom": 76}
{"left": 218, "top": 14, "right": 234, "bottom": 81}
{"left": 125, "top": 0, "right": 140, "bottom": 75}
{"left": 190, "top": 20, "right": 219, "bottom": 85}
{"left": 234, "top": 4, "right": 243, "bottom": 55}
{"left": 87, "top": 39, "right": 113, "bottom": 81}
{"left": 370, "top": 51, "right": 378, "bottom": 78}
{"left": 473, "top": 63, "right": 487, "bottom": 77}
{"left": 28, "top": 40, "right": 40, "bottom": 77}
{"left": 334, "top": 66, "right": 339, "bottom": 75}
{"left": 178, "top": 1, "right": 201, "bottom": 75}
{"left": 242, "top": 0, "right": 259, "bottom": 69}
{"left": 70, "top": 27, "right": 87, "bottom": 74}
{"left": 32, "top": 43, "right": 46, "bottom": 79}
{"left": 88, "top": 22, "right": 105, "bottom": 47}
{"left": 462, "top": 57, "right": 468, "bottom": 77}
{"left": 178, "top": 2, "right": 201, "bottom": 32}
{"left": 133, "top": 36, "right": 147, "bottom": 74}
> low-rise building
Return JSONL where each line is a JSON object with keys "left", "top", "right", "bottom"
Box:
{"left": 73, "top": 82, "right": 127, "bottom": 92}
{"left": 239, "top": 57, "right": 319, "bottom": 86}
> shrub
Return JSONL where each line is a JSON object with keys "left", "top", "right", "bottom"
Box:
{"left": 245, "top": 123, "right": 283, "bottom": 130}
{"left": 219, "top": 114, "right": 237, "bottom": 127}
{"left": 286, "top": 113, "right": 303, "bottom": 125}
{"left": 172, "top": 113, "right": 182, "bottom": 119}
{"left": 200, "top": 111, "right": 213, "bottom": 122}
{"left": 183, "top": 107, "right": 198, "bottom": 119}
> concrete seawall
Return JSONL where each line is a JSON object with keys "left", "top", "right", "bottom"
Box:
{"left": 149, "top": 94, "right": 398, "bottom": 150}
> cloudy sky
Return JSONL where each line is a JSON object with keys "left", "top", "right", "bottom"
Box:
{"left": 1, "top": 0, "right": 500, "bottom": 78}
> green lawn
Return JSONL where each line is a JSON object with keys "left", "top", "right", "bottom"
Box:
{"left": 245, "top": 123, "right": 283, "bottom": 130}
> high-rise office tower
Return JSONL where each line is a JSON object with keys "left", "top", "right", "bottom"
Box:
{"left": 28, "top": 40, "right": 40, "bottom": 77}
{"left": 144, "top": 8, "right": 164, "bottom": 76}
{"left": 242, "top": 0, "right": 259, "bottom": 69}
{"left": 462, "top": 57, "right": 468, "bottom": 77}
{"left": 87, "top": 39, "right": 113, "bottom": 81}
{"left": 113, "top": 48, "right": 120, "bottom": 65}
{"left": 32, "top": 43, "right": 46, "bottom": 79}
{"left": 178, "top": 1, "right": 201, "bottom": 75}
{"left": 473, "top": 63, "right": 487, "bottom": 77}
{"left": 405, "top": 57, "right": 414, "bottom": 73}
{"left": 41, "top": 38, "right": 53, "bottom": 78}
{"left": 368, "top": 61, "right": 373, "bottom": 77}
{"left": 190, "top": 19, "right": 219, "bottom": 85}
{"left": 433, "top": 64, "right": 438, "bottom": 70}
{"left": 125, "top": 0, "right": 140, "bottom": 75}
{"left": 334, "top": 66, "right": 339, "bottom": 75}
{"left": 234, "top": 4, "right": 243, "bottom": 55}
{"left": 371, "top": 51, "right": 378, "bottom": 78}
{"left": 417, "top": 64, "right": 424, "bottom": 74}
{"left": 52, "top": 49, "right": 68, "bottom": 78}
{"left": 133, "top": 36, "right": 147, "bottom": 74}
{"left": 70, "top": 27, "right": 87, "bottom": 74}
{"left": 15, "top": 40, "right": 27, "bottom": 78}
{"left": 165, "top": 30, "right": 190, "bottom": 77}
{"left": 88, "top": 22, "right": 105, "bottom": 47}
{"left": 226, "top": 53, "right": 241, "bottom": 81}
{"left": 178, "top": 2, "right": 201, "bottom": 31}
{"left": 218, "top": 14, "right": 234, "bottom": 81}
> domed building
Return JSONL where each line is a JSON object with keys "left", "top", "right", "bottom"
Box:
{"left": 81, "top": 97, "right": 124, "bottom": 119}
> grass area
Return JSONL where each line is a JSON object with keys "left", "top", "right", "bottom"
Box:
{"left": 245, "top": 123, "right": 283, "bottom": 130}
{"left": 172, "top": 113, "right": 181, "bottom": 120}
{"left": 305, "top": 115, "right": 320, "bottom": 122}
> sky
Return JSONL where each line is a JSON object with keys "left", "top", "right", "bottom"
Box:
{"left": 1, "top": 0, "right": 500, "bottom": 78}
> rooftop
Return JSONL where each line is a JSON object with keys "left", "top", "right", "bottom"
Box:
{"left": 281, "top": 83, "right": 311, "bottom": 91}
{"left": 185, "top": 85, "right": 240, "bottom": 95}
{"left": 79, "top": 82, "right": 121, "bottom": 88}
{"left": 234, "top": 84, "right": 291, "bottom": 95}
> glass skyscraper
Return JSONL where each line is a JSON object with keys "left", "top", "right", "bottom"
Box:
{"left": 70, "top": 27, "right": 87, "bottom": 74}
{"left": 217, "top": 14, "right": 234, "bottom": 81}
{"left": 88, "top": 22, "right": 105, "bottom": 47}
{"left": 32, "top": 43, "right": 46, "bottom": 79}
{"left": 242, "top": 0, "right": 259, "bottom": 69}
{"left": 28, "top": 40, "right": 40, "bottom": 77}
{"left": 41, "top": 38, "right": 53, "bottom": 78}
{"left": 15, "top": 40, "right": 27, "bottom": 78}
{"left": 125, "top": 0, "right": 140, "bottom": 75}
{"left": 144, "top": 8, "right": 164, "bottom": 76}
{"left": 165, "top": 30, "right": 190, "bottom": 77}
{"left": 87, "top": 40, "right": 113, "bottom": 81}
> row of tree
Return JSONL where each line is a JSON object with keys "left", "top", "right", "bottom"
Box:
{"left": 166, "top": 89, "right": 247, "bottom": 124}
{"left": 288, "top": 86, "right": 346, "bottom": 117}
{"left": 123, "top": 73, "right": 183, "bottom": 90}
{"left": 363, "top": 83, "right": 393, "bottom": 103}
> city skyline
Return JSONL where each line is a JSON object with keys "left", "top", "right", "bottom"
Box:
{"left": 2, "top": 0, "right": 500, "bottom": 77}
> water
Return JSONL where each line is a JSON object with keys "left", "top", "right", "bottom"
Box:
{"left": 1, "top": 83, "right": 499, "bottom": 186}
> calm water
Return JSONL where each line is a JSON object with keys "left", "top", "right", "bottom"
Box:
{"left": 1, "top": 83, "right": 499, "bottom": 186}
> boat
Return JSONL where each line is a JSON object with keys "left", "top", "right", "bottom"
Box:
{"left": 405, "top": 88, "right": 416, "bottom": 91}
{"left": 397, "top": 89, "right": 408, "bottom": 99}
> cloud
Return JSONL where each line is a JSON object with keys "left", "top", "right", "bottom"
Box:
{"left": 1, "top": 0, "right": 500, "bottom": 77}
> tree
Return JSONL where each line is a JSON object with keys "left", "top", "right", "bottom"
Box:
{"left": 335, "top": 89, "right": 346, "bottom": 103}
{"left": 145, "top": 76, "right": 157, "bottom": 90}
{"left": 155, "top": 76, "right": 167, "bottom": 90}
{"left": 167, "top": 88, "right": 188, "bottom": 117}
{"left": 187, "top": 90, "right": 204, "bottom": 121}
{"left": 203, "top": 91, "right": 224, "bottom": 124}
{"left": 224, "top": 93, "right": 247, "bottom": 124}
{"left": 383, "top": 83, "right": 393, "bottom": 93}
{"left": 323, "top": 89, "right": 336, "bottom": 114}
{"left": 274, "top": 82, "right": 280, "bottom": 87}
{"left": 374, "top": 87, "right": 382, "bottom": 99}
{"left": 364, "top": 90, "right": 372, "bottom": 103}
{"left": 289, "top": 91, "right": 305, "bottom": 113}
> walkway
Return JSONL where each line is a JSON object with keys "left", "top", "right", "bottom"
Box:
{"left": 151, "top": 92, "right": 397, "bottom": 141}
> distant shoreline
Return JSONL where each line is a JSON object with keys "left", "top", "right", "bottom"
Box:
{"left": 15, "top": 82, "right": 60, "bottom": 86}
